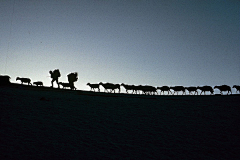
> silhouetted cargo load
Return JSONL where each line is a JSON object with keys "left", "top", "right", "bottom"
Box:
{"left": 0, "top": 75, "right": 11, "bottom": 85}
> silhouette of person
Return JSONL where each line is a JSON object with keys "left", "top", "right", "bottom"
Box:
{"left": 67, "top": 72, "right": 78, "bottom": 90}
{"left": 49, "top": 69, "right": 61, "bottom": 88}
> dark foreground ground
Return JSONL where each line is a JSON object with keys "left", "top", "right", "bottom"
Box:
{"left": 0, "top": 84, "right": 239, "bottom": 159}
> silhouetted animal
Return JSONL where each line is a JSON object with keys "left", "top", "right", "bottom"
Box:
{"left": 121, "top": 83, "right": 135, "bottom": 94}
{"left": 33, "top": 81, "right": 43, "bottom": 86}
{"left": 233, "top": 85, "right": 240, "bottom": 93}
{"left": 185, "top": 86, "right": 198, "bottom": 95}
{"left": 170, "top": 86, "right": 186, "bottom": 95}
{"left": 114, "top": 84, "right": 121, "bottom": 93}
{"left": 214, "top": 85, "right": 232, "bottom": 95}
{"left": 87, "top": 83, "right": 100, "bottom": 92}
{"left": 16, "top": 77, "right": 32, "bottom": 85}
{"left": 59, "top": 82, "right": 76, "bottom": 90}
{"left": 157, "top": 86, "right": 172, "bottom": 95}
{"left": 121, "top": 85, "right": 139, "bottom": 94}
{"left": 99, "top": 82, "right": 120, "bottom": 93}
{"left": 139, "top": 85, "right": 157, "bottom": 95}
{"left": 197, "top": 86, "right": 214, "bottom": 95}
{"left": 131, "top": 85, "right": 142, "bottom": 94}
{"left": 0, "top": 75, "right": 11, "bottom": 85}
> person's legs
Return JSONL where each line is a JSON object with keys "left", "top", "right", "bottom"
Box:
{"left": 51, "top": 79, "right": 55, "bottom": 87}
{"left": 70, "top": 82, "right": 74, "bottom": 90}
{"left": 56, "top": 78, "right": 59, "bottom": 88}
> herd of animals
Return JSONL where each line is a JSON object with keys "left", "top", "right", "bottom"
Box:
{"left": 87, "top": 83, "right": 239, "bottom": 95}
{"left": 10, "top": 76, "right": 240, "bottom": 95}
{"left": 0, "top": 75, "right": 239, "bottom": 95}
{"left": 15, "top": 77, "right": 77, "bottom": 90}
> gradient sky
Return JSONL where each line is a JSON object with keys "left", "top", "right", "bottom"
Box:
{"left": 1, "top": 0, "right": 239, "bottom": 93}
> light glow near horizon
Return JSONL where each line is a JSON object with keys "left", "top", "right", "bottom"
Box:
{"left": 0, "top": 0, "right": 239, "bottom": 94}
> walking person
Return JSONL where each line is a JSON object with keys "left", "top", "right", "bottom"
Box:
{"left": 67, "top": 72, "right": 78, "bottom": 90}
{"left": 49, "top": 69, "right": 61, "bottom": 88}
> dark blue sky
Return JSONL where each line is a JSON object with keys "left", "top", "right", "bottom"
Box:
{"left": 1, "top": 0, "right": 239, "bottom": 92}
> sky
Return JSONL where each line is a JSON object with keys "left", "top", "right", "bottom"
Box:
{"left": 1, "top": 0, "right": 239, "bottom": 93}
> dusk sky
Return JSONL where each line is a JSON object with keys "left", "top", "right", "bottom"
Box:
{"left": 1, "top": 0, "right": 239, "bottom": 93}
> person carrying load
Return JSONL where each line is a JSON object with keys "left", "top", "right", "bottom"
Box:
{"left": 49, "top": 69, "right": 61, "bottom": 88}
{"left": 67, "top": 72, "right": 78, "bottom": 90}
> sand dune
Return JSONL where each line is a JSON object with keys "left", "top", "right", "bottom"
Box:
{"left": 0, "top": 84, "right": 239, "bottom": 159}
